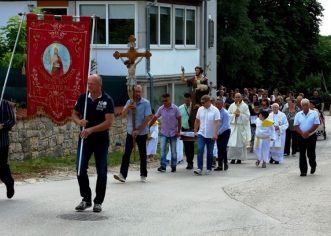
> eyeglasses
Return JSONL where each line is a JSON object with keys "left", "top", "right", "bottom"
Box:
{"left": 162, "top": 100, "right": 168, "bottom": 103}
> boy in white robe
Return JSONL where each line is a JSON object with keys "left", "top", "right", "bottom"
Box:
{"left": 254, "top": 111, "right": 275, "bottom": 168}
{"left": 147, "top": 120, "right": 159, "bottom": 162}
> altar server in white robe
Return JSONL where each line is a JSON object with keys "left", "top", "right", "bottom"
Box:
{"left": 228, "top": 93, "right": 251, "bottom": 164}
{"left": 147, "top": 120, "right": 159, "bottom": 161}
{"left": 269, "top": 103, "right": 289, "bottom": 164}
{"left": 254, "top": 111, "right": 275, "bottom": 168}
{"left": 166, "top": 138, "right": 184, "bottom": 163}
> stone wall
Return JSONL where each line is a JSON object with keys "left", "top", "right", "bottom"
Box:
{"left": 9, "top": 116, "right": 127, "bottom": 160}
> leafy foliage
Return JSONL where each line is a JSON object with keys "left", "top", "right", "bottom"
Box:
{"left": 0, "top": 8, "right": 43, "bottom": 69}
{"left": 0, "top": 16, "right": 26, "bottom": 69}
{"left": 217, "top": 0, "right": 326, "bottom": 93}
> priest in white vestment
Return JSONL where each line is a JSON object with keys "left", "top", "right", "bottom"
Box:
{"left": 269, "top": 103, "right": 289, "bottom": 163}
{"left": 228, "top": 93, "right": 252, "bottom": 164}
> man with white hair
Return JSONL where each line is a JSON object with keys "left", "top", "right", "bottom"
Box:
{"left": 294, "top": 99, "right": 320, "bottom": 176}
{"left": 228, "top": 93, "right": 251, "bottom": 164}
{"left": 269, "top": 103, "right": 288, "bottom": 164}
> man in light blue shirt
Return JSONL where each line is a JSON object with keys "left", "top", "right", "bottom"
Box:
{"left": 214, "top": 98, "right": 231, "bottom": 171}
{"left": 114, "top": 85, "right": 152, "bottom": 183}
{"left": 294, "top": 99, "right": 320, "bottom": 177}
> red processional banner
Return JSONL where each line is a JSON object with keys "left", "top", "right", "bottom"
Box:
{"left": 26, "top": 13, "right": 91, "bottom": 124}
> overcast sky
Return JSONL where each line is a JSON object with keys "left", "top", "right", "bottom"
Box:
{"left": 319, "top": 0, "right": 331, "bottom": 36}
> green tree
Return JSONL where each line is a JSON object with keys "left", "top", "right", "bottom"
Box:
{"left": 217, "top": 0, "right": 324, "bottom": 92}
{"left": 0, "top": 8, "right": 42, "bottom": 69}
{"left": 0, "top": 15, "right": 26, "bottom": 69}
{"left": 217, "top": 0, "right": 263, "bottom": 88}
{"left": 249, "top": 0, "right": 323, "bottom": 91}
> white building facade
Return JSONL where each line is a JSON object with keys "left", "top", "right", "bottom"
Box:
{"left": 0, "top": 0, "right": 217, "bottom": 109}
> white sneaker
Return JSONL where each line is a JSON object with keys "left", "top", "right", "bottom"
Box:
{"left": 113, "top": 173, "right": 126, "bottom": 183}
{"left": 205, "top": 169, "right": 212, "bottom": 175}
{"left": 194, "top": 169, "right": 202, "bottom": 176}
{"left": 140, "top": 176, "right": 147, "bottom": 183}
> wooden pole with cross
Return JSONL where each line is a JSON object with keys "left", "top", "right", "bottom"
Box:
{"left": 113, "top": 35, "right": 152, "bottom": 160}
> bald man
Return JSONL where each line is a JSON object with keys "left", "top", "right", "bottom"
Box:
{"left": 72, "top": 74, "right": 115, "bottom": 213}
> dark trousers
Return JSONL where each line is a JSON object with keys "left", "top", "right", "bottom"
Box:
{"left": 217, "top": 129, "right": 231, "bottom": 167}
{"left": 284, "top": 129, "right": 298, "bottom": 155}
{"left": 182, "top": 128, "right": 194, "bottom": 165}
{"left": 120, "top": 133, "right": 148, "bottom": 178}
{"left": 298, "top": 133, "right": 317, "bottom": 174}
{"left": 0, "top": 145, "right": 14, "bottom": 187}
{"left": 77, "top": 139, "right": 109, "bottom": 205}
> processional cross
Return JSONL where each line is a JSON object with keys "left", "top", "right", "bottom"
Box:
{"left": 113, "top": 35, "right": 152, "bottom": 157}
{"left": 113, "top": 35, "right": 152, "bottom": 100}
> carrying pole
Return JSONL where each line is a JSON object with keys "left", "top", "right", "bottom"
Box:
{"left": 77, "top": 15, "right": 96, "bottom": 176}
{"left": 0, "top": 13, "right": 25, "bottom": 104}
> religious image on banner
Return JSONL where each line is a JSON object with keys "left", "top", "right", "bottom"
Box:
{"left": 26, "top": 14, "right": 91, "bottom": 123}
{"left": 42, "top": 43, "right": 71, "bottom": 77}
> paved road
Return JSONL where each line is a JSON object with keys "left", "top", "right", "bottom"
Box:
{"left": 1, "top": 118, "right": 331, "bottom": 236}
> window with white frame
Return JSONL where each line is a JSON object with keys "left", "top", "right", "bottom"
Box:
{"left": 150, "top": 6, "right": 158, "bottom": 45}
{"left": 150, "top": 5, "right": 171, "bottom": 46}
{"left": 80, "top": 4, "right": 106, "bottom": 44}
{"left": 175, "top": 7, "right": 196, "bottom": 46}
{"left": 79, "top": 3, "right": 135, "bottom": 45}
{"left": 150, "top": 5, "right": 196, "bottom": 47}
{"left": 108, "top": 4, "right": 134, "bottom": 44}
{"left": 160, "top": 7, "right": 171, "bottom": 45}
{"left": 175, "top": 9, "right": 184, "bottom": 44}
{"left": 186, "top": 9, "right": 196, "bottom": 45}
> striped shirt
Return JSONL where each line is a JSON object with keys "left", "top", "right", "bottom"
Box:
{"left": 0, "top": 100, "right": 16, "bottom": 147}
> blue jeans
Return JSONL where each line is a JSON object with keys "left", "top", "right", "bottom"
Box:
{"left": 76, "top": 138, "right": 109, "bottom": 204}
{"left": 197, "top": 134, "right": 215, "bottom": 170}
{"left": 160, "top": 134, "right": 177, "bottom": 168}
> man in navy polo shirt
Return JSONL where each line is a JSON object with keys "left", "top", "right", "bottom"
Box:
{"left": 113, "top": 85, "right": 152, "bottom": 183}
{"left": 72, "top": 74, "right": 114, "bottom": 212}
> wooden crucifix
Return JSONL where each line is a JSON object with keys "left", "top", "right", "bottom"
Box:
{"left": 113, "top": 35, "right": 152, "bottom": 100}
{"left": 113, "top": 35, "right": 152, "bottom": 159}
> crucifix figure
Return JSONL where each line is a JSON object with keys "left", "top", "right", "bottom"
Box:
{"left": 113, "top": 35, "right": 152, "bottom": 100}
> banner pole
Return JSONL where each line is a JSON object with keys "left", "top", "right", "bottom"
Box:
{"left": 0, "top": 12, "right": 25, "bottom": 104}
{"left": 77, "top": 15, "right": 96, "bottom": 176}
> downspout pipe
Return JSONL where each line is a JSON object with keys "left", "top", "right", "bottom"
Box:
{"left": 146, "top": 1, "right": 155, "bottom": 109}
{"left": 203, "top": 0, "right": 208, "bottom": 75}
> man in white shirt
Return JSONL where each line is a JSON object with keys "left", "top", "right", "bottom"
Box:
{"left": 294, "top": 99, "right": 320, "bottom": 176}
{"left": 194, "top": 95, "right": 220, "bottom": 175}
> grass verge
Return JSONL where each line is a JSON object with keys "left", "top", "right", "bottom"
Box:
{"left": 10, "top": 151, "right": 125, "bottom": 180}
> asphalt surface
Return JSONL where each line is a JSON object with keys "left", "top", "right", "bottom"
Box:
{"left": 0, "top": 117, "right": 331, "bottom": 236}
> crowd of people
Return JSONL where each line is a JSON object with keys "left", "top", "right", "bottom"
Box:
{"left": 0, "top": 72, "right": 324, "bottom": 213}
{"left": 90, "top": 74, "right": 322, "bottom": 212}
